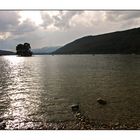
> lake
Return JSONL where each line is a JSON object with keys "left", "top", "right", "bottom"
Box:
{"left": 0, "top": 55, "right": 140, "bottom": 129}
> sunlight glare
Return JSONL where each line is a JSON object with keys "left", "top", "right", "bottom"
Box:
{"left": 4, "top": 56, "right": 24, "bottom": 65}
{"left": 19, "top": 11, "right": 43, "bottom": 25}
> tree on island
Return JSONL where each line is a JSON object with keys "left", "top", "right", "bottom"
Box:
{"left": 16, "top": 43, "right": 32, "bottom": 56}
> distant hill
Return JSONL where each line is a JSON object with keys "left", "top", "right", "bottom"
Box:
{"left": 0, "top": 50, "right": 15, "bottom": 55}
{"left": 32, "top": 46, "right": 61, "bottom": 54}
{"left": 53, "top": 27, "right": 140, "bottom": 54}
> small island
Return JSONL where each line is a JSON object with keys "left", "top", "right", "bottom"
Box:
{"left": 16, "top": 43, "right": 32, "bottom": 56}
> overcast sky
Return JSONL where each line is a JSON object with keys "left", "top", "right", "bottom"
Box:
{"left": 0, "top": 10, "right": 140, "bottom": 51}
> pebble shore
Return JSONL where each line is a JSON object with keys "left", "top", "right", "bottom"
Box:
{"left": 0, "top": 111, "right": 140, "bottom": 130}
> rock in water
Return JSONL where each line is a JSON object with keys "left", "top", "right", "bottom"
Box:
{"left": 97, "top": 98, "right": 107, "bottom": 105}
{"left": 0, "top": 118, "right": 3, "bottom": 123}
{"left": 0, "top": 122, "right": 6, "bottom": 129}
{"left": 71, "top": 104, "right": 79, "bottom": 111}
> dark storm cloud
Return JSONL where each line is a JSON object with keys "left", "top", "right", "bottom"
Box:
{"left": 0, "top": 11, "right": 38, "bottom": 35}
{"left": 0, "top": 11, "right": 20, "bottom": 32}
{"left": 0, "top": 11, "right": 38, "bottom": 50}
{"left": 105, "top": 11, "right": 140, "bottom": 22}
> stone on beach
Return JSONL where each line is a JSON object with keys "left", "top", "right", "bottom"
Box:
{"left": 97, "top": 98, "right": 107, "bottom": 105}
{"left": 71, "top": 104, "right": 79, "bottom": 111}
{"left": 0, "top": 118, "right": 3, "bottom": 123}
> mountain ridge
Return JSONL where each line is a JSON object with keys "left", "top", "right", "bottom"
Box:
{"left": 53, "top": 27, "right": 140, "bottom": 54}
{"left": 32, "top": 46, "right": 61, "bottom": 54}
{"left": 0, "top": 50, "right": 15, "bottom": 55}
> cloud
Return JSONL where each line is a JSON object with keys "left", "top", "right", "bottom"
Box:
{"left": 1, "top": 11, "right": 140, "bottom": 51}
{"left": 13, "top": 19, "right": 37, "bottom": 35}
{"left": 40, "top": 12, "right": 53, "bottom": 29}
{"left": 0, "top": 11, "right": 20, "bottom": 32}
{"left": 13, "top": 28, "right": 44, "bottom": 45}
{"left": 40, "top": 11, "right": 83, "bottom": 30}
{"left": 53, "top": 11, "right": 83, "bottom": 29}
{"left": 103, "top": 11, "right": 140, "bottom": 30}
{"left": 0, "top": 11, "right": 38, "bottom": 38}
{"left": 0, "top": 12, "right": 39, "bottom": 50}
{"left": 104, "top": 11, "right": 140, "bottom": 22}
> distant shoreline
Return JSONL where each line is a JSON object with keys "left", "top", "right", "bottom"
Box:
{"left": 1, "top": 53, "right": 140, "bottom": 56}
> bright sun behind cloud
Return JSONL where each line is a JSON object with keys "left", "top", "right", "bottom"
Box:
{"left": 19, "top": 11, "right": 43, "bottom": 25}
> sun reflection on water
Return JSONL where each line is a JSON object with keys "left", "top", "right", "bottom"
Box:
{"left": 3, "top": 55, "right": 24, "bottom": 65}
{"left": 2, "top": 56, "right": 38, "bottom": 129}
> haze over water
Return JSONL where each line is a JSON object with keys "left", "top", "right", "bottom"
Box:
{"left": 0, "top": 55, "right": 140, "bottom": 129}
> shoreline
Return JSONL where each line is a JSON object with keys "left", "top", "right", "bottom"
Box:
{"left": 1, "top": 111, "right": 140, "bottom": 130}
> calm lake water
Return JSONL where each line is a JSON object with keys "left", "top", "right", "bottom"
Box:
{"left": 0, "top": 55, "right": 140, "bottom": 129}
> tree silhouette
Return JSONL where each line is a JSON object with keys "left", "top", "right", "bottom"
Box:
{"left": 16, "top": 43, "right": 32, "bottom": 56}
